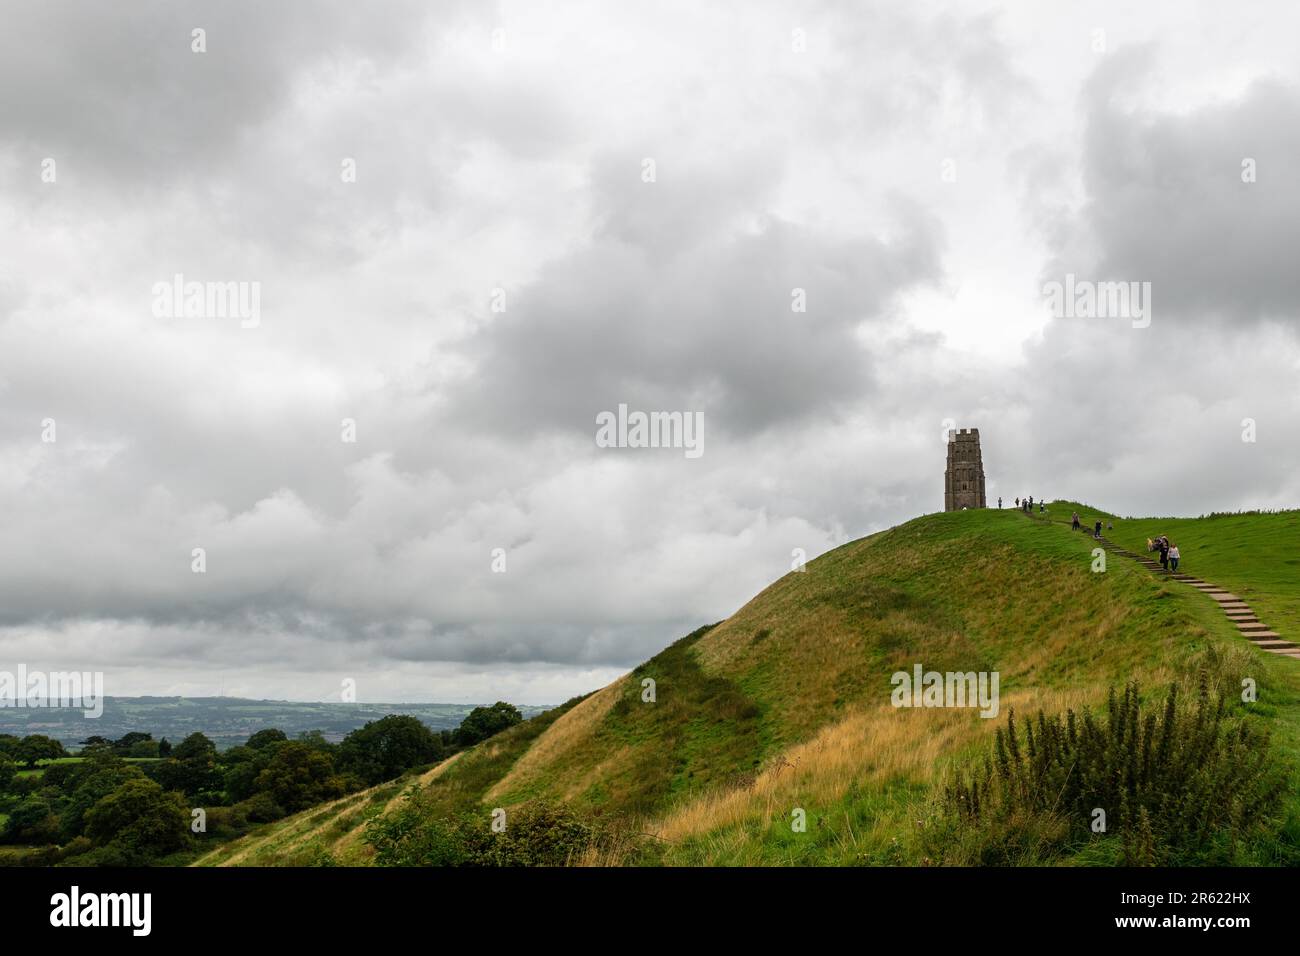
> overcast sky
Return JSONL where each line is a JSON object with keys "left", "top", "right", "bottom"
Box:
{"left": 2, "top": 1, "right": 1297, "bottom": 704}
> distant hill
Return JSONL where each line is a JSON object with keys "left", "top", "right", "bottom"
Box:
{"left": 201, "top": 504, "right": 1300, "bottom": 867}
{"left": 0, "top": 696, "right": 550, "bottom": 750}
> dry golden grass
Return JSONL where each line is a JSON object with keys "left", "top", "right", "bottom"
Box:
{"left": 487, "top": 677, "right": 625, "bottom": 802}
{"left": 644, "top": 679, "right": 1155, "bottom": 850}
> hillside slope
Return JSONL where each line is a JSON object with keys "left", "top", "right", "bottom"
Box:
{"left": 202, "top": 505, "right": 1300, "bottom": 866}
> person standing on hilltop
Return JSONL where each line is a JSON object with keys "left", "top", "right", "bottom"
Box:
{"left": 1015, "top": 497, "right": 1020, "bottom": 509}
{"left": 998, "top": 496, "right": 1002, "bottom": 509}
{"left": 1039, "top": 501, "right": 1045, "bottom": 514}
{"left": 1094, "top": 519, "right": 1102, "bottom": 539}
{"left": 1072, "top": 511, "right": 1080, "bottom": 531}
{"left": 1169, "top": 543, "right": 1181, "bottom": 572}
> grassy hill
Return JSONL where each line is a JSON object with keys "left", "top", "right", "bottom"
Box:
{"left": 198, "top": 504, "right": 1300, "bottom": 867}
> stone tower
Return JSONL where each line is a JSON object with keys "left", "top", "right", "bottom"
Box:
{"left": 944, "top": 428, "right": 986, "bottom": 511}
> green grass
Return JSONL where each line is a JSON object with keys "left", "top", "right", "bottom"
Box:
{"left": 1055, "top": 501, "right": 1300, "bottom": 640}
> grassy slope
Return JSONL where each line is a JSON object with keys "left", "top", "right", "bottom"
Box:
{"left": 206, "top": 505, "right": 1300, "bottom": 866}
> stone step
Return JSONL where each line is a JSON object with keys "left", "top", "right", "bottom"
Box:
{"left": 1246, "top": 631, "right": 1282, "bottom": 640}
{"left": 1253, "top": 640, "right": 1298, "bottom": 650}
{"left": 1208, "top": 594, "right": 1240, "bottom": 602}
{"left": 1237, "top": 622, "right": 1270, "bottom": 631}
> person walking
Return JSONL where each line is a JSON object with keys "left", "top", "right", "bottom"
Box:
{"left": 1169, "top": 543, "right": 1181, "bottom": 572}
{"left": 1039, "top": 501, "right": 1045, "bottom": 514}
{"left": 1015, "top": 497, "right": 1019, "bottom": 509}
{"left": 1158, "top": 536, "right": 1170, "bottom": 570}
{"left": 1071, "top": 511, "right": 1080, "bottom": 531}
{"left": 1094, "top": 519, "right": 1102, "bottom": 539}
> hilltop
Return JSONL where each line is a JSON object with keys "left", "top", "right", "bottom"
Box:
{"left": 198, "top": 504, "right": 1300, "bottom": 867}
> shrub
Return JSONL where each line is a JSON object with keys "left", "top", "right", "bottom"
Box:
{"left": 366, "top": 799, "right": 610, "bottom": 867}
{"left": 927, "top": 682, "right": 1285, "bottom": 865}
{"left": 238, "top": 791, "right": 284, "bottom": 824}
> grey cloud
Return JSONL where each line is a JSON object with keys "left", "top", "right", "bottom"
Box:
{"left": 1046, "top": 53, "right": 1300, "bottom": 328}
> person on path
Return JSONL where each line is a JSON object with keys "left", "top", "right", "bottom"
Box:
{"left": 1015, "top": 497, "right": 1019, "bottom": 508}
{"left": 1072, "top": 511, "right": 1080, "bottom": 531}
{"left": 1158, "top": 536, "right": 1170, "bottom": 570}
{"left": 998, "top": 496, "right": 1002, "bottom": 509}
{"left": 1169, "top": 543, "right": 1181, "bottom": 572}
{"left": 1094, "top": 519, "right": 1102, "bottom": 539}
{"left": 1039, "top": 501, "right": 1045, "bottom": 513}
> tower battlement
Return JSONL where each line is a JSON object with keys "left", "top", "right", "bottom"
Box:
{"left": 944, "top": 427, "right": 986, "bottom": 511}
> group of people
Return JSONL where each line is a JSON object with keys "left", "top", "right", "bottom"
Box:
{"left": 1071, "top": 511, "right": 1107, "bottom": 539}
{"left": 1008, "top": 496, "right": 1044, "bottom": 514}
{"left": 1148, "top": 535, "right": 1181, "bottom": 572}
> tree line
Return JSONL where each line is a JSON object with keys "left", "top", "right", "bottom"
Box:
{"left": 0, "top": 701, "right": 523, "bottom": 866}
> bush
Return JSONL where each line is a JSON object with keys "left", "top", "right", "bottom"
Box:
{"left": 367, "top": 799, "right": 607, "bottom": 867}
{"left": 926, "top": 682, "right": 1285, "bottom": 865}
{"left": 238, "top": 791, "right": 285, "bottom": 824}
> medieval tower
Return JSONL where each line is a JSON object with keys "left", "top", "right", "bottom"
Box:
{"left": 944, "top": 428, "right": 986, "bottom": 511}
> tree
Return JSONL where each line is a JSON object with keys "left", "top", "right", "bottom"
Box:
{"left": 0, "top": 734, "right": 19, "bottom": 759}
{"left": 16, "top": 735, "right": 67, "bottom": 769}
{"left": 158, "top": 738, "right": 172, "bottom": 758}
{"left": 220, "top": 744, "right": 276, "bottom": 803}
{"left": 253, "top": 741, "right": 345, "bottom": 813}
{"left": 246, "top": 728, "right": 287, "bottom": 750}
{"left": 453, "top": 702, "right": 523, "bottom": 747}
{"left": 85, "top": 778, "right": 188, "bottom": 861}
{"left": 172, "top": 732, "right": 216, "bottom": 762}
{"left": 2, "top": 795, "right": 60, "bottom": 844}
{"left": 154, "top": 732, "right": 220, "bottom": 797}
{"left": 0, "top": 756, "right": 15, "bottom": 791}
{"left": 112, "top": 732, "right": 152, "bottom": 755}
{"left": 61, "top": 752, "right": 145, "bottom": 841}
{"left": 338, "top": 715, "right": 443, "bottom": 785}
